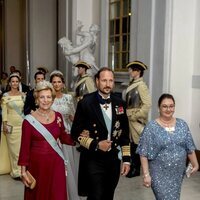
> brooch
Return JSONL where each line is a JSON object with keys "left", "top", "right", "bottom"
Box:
{"left": 57, "top": 116, "right": 62, "bottom": 127}
{"left": 114, "top": 121, "right": 120, "bottom": 129}
{"left": 112, "top": 121, "right": 122, "bottom": 138}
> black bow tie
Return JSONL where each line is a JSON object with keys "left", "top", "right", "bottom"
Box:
{"left": 100, "top": 98, "right": 111, "bottom": 105}
{"left": 97, "top": 93, "right": 111, "bottom": 105}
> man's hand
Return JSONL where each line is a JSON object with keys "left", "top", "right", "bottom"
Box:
{"left": 120, "top": 163, "right": 130, "bottom": 176}
{"left": 98, "top": 140, "right": 112, "bottom": 152}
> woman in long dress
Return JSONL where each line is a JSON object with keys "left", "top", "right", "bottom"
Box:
{"left": 0, "top": 87, "right": 11, "bottom": 175}
{"left": 1, "top": 73, "right": 25, "bottom": 178}
{"left": 18, "top": 80, "right": 75, "bottom": 200}
{"left": 50, "top": 70, "right": 80, "bottom": 200}
{"left": 137, "top": 93, "right": 199, "bottom": 200}
{"left": 0, "top": 121, "right": 11, "bottom": 175}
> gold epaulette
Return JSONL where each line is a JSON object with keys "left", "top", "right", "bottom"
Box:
{"left": 122, "top": 145, "right": 131, "bottom": 157}
{"left": 78, "top": 136, "right": 94, "bottom": 149}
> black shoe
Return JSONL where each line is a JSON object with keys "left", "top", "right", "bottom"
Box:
{"left": 126, "top": 168, "right": 140, "bottom": 178}
{"left": 13, "top": 177, "right": 21, "bottom": 181}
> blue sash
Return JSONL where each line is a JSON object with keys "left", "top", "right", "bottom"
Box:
{"left": 4, "top": 93, "right": 25, "bottom": 119}
{"left": 101, "top": 107, "right": 122, "bottom": 159}
{"left": 25, "top": 114, "right": 68, "bottom": 166}
{"left": 101, "top": 109, "right": 112, "bottom": 140}
{"left": 11, "top": 100, "right": 25, "bottom": 119}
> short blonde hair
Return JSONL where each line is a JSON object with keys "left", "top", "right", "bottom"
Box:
{"left": 34, "top": 80, "right": 56, "bottom": 100}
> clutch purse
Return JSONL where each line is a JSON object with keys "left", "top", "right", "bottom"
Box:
{"left": 26, "top": 170, "right": 36, "bottom": 189}
{"left": 6, "top": 124, "right": 13, "bottom": 134}
{"left": 186, "top": 163, "right": 193, "bottom": 178}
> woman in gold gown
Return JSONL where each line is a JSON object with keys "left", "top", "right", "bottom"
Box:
{"left": 0, "top": 73, "right": 25, "bottom": 179}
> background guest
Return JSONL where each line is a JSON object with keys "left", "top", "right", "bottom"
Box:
{"left": 0, "top": 72, "right": 9, "bottom": 93}
{"left": 37, "top": 66, "right": 49, "bottom": 76}
{"left": 9, "top": 65, "right": 16, "bottom": 75}
{"left": 1, "top": 73, "right": 25, "bottom": 179}
{"left": 125, "top": 60, "right": 151, "bottom": 178}
{"left": 50, "top": 70, "right": 80, "bottom": 200}
{"left": 24, "top": 71, "right": 45, "bottom": 115}
{"left": 137, "top": 93, "right": 199, "bottom": 199}
{"left": 13, "top": 69, "right": 30, "bottom": 94}
{"left": 74, "top": 61, "right": 96, "bottom": 102}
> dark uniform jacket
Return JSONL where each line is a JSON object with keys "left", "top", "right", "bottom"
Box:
{"left": 21, "top": 82, "right": 30, "bottom": 94}
{"left": 71, "top": 91, "right": 130, "bottom": 195}
{"left": 23, "top": 89, "right": 37, "bottom": 115}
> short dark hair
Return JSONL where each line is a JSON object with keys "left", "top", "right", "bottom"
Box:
{"left": 158, "top": 93, "right": 175, "bottom": 107}
{"left": 34, "top": 71, "right": 45, "bottom": 80}
{"left": 95, "top": 67, "right": 114, "bottom": 80}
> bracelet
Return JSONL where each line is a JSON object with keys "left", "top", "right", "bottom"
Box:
{"left": 21, "top": 172, "right": 26, "bottom": 177}
{"left": 143, "top": 172, "right": 150, "bottom": 178}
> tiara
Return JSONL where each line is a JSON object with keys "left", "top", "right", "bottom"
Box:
{"left": 9, "top": 73, "right": 21, "bottom": 79}
{"left": 50, "top": 70, "right": 63, "bottom": 77}
{"left": 35, "top": 80, "right": 54, "bottom": 91}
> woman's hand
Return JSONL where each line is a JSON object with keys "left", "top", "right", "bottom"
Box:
{"left": 3, "top": 124, "right": 8, "bottom": 134}
{"left": 80, "top": 130, "right": 90, "bottom": 137}
{"left": 188, "top": 151, "right": 199, "bottom": 176}
{"left": 21, "top": 171, "right": 31, "bottom": 188}
{"left": 191, "top": 163, "right": 199, "bottom": 175}
{"left": 140, "top": 156, "right": 151, "bottom": 188}
{"left": 143, "top": 173, "right": 152, "bottom": 188}
{"left": 69, "top": 115, "right": 74, "bottom": 122}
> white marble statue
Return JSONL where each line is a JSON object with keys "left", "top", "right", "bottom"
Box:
{"left": 58, "top": 21, "right": 100, "bottom": 76}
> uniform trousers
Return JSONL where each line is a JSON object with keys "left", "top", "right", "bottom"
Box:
{"left": 80, "top": 152, "right": 121, "bottom": 200}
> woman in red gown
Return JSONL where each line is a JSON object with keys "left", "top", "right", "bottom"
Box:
{"left": 18, "top": 80, "right": 74, "bottom": 200}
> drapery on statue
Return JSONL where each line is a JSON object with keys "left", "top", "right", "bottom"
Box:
{"left": 58, "top": 21, "right": 100, "bottom": 76}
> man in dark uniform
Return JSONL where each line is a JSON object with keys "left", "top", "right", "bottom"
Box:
{"left": 71, "top": 67, "right": 130, "bottom": 200}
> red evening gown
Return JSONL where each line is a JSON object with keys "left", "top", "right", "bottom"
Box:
{"left": 18, "top": 112, "right": 74, "bottom": 200}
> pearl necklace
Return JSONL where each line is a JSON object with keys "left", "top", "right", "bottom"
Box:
{"left": 159, "top": 117, "right": 175, "bottom": 133}
{"left": 37, "top": 109, "right": 51, "bottom": 122}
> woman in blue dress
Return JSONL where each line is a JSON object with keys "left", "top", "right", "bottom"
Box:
{"left": 137, "top": 93, "right": 199, "bottom": 200}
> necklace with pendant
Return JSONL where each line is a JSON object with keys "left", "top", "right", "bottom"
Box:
{"left": 164, "top": 126, "right": 175, "bottom": 132}
{"left": 37, "top": 109, "right": 51, "bottom": 122}
{"left": 159, "top": 117, "right": 175, "bottom": 133}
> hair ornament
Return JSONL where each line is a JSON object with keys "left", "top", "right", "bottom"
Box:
{"left": 9, "top": 73, "right": 21, "bottom": 80}
{"left": 50, "top": 70, "right": 63, "bottom": 77}
{"left": 35, "top": 80, "right": 54, "bottom": 92}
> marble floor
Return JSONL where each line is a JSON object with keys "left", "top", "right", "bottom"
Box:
{"left": 0, "top": 172, "right": 200, "bottom": 200}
